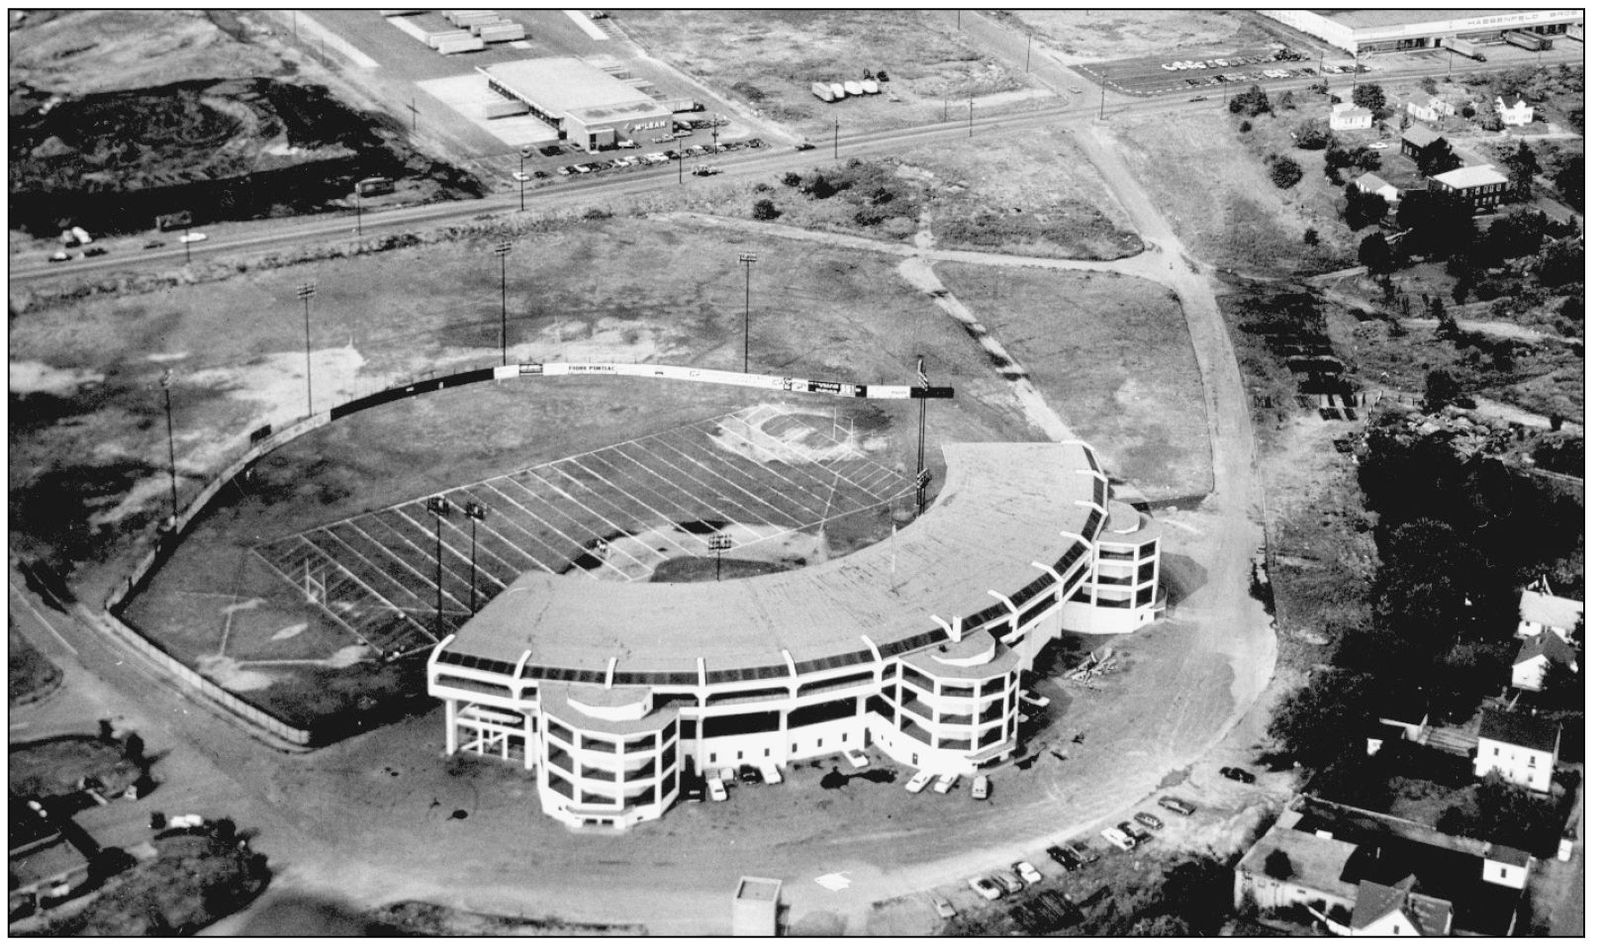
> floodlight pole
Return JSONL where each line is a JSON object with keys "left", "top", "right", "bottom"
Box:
{"left": 464, "top": 501, "right": 486, "bottom": 613}
{"left": 1099, "top": 77, "right": 1106, "bottom": 121}
{"left": 428, "top": 496, "right": 450, "bottom": 637}
{"left": 518, "top": 147, "right": 530, "bottom": 211}
{"left": 708, "top": 533, "right": 732, "bottom": 581}
{"left": 678, "top": 148, "right": 684, "bottom": 185}
{"left": 739, "top": 252, "right": 758, "bottom": 373}
{"left": 834, "top": 115, "right": 839, "bottom": 159}
{"left": 494, "top": 241, "right": 512, "bottom": 365}
{"left": 160, "top": 370, "right": 179, "bottom": 525}
{"left": 296, "top": 282, "right": 316, "bottom": 416}
{"left": 916, "top": 355, "right": 928, "bottom": 515}
{"left": 182, "top": 225, "right": 192, "bottom": 265}
{"left": 969, "top": 97, "right": 975, "bottom": 137}
{"left": 354, "top": 189, "right": 363, "bottom": 239}
{"left": 1026, "top": 32, "right": 1032, "bottom": 73}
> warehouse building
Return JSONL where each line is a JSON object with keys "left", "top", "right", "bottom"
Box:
{"left": 1262, "top": 10, "right": 1582, "bottom": 55}
{"left": 427, "top": 440, "right": 1166, "bottom": 829}
{"left": 478, "top": 58, "right": 673, "bottom": 152}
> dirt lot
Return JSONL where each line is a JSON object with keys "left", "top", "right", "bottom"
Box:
{"left": 618, "top": 9, "right": 1024, "bottom": 133}
{"left": 932, "top": 264, "right": 1210, "bottom": 500}
{"left": 1113, "top": 107, "right": 1353, "bottom": 276}
{"left": 1000, "top": 10, "right": 1267, "bottom": 65}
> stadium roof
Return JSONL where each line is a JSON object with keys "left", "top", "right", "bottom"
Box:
{"left": 479, "top": 58, "right": 666, "bottom": 117}
{"left": 444, "top": 442, "right": 1100, "bottom": 678}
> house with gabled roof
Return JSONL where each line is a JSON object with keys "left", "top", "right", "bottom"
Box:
{"left": 1400, "top": 125, "right": 1445, "bottom": 160}
{"left": 1517, "top": 586, "right": 1581, "bottom": 640}
{"left": 1474, "top": 709, "right": 1561, "bottom": 793}
{"left": 1350, "top": 879, "right": 1454, "bottom": 935}
{"left": 1512, "top": 628, "right": 1578, "bottom": 692}
{"left": 1354, "top": 171, "right": 1400, "bottom": 204}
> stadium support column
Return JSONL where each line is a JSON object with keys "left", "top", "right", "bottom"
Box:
{"left": 445, "top": 698, "right": 459, "bottom": 755}
{"left": 523, "top": 713, "right": 537, "bottom": 770}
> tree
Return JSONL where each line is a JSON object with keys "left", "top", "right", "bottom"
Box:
{"left": 1397, "top": 189, "right": 1474, "bottom": 259}
{"left": 1352, "top": 82, "right": 1386, "bottom": 112}
{"left": 1535, "top": 237, "right": 1583, "bottom": 287}
{"left": 1292, "top": 119, "right": 1331, "bottom": 149}
{"left": 780, "top": 171, "right": 801, "bottom": 187}
{"left": 803, "top": 174, "right": 837, "bottom": 199}
{"left": 1344, "top": 184, "right": 1388, "bottom": 231}
{"left": 1354, "top": 148, "right": 1383, "bottom": 172}
{"left": 1302, "top": 227, "right": 1320, "bottom": 246}
{"left": 1415, "top": 137, "right": 1461, "bottom": 177}
{"left": 1507, "top": 141, "right": 1540, "bottom": 199}
{"left": 1159, "top": 856, "right": 1235, "bottom": 935}
{"left": 123, "top": 732, "right": 146, "bottom": 766}
{"left": 1357, "top": 233, "right": 1393, "bottom": 273}
{"left": 1481, "top": 113, "right": 1505, "bottom": 133}
{"left": 1473, "top": 771, "right": 1563, "bottom": 854}
{"left": 1429, "top": 295, "right": 1447, "bottom": 320}
{"left": 1277, "top": 90, "right": 1297, "bottom": 111}
{"left": 1552, "top": 152, "right": 1582, "bottom": 210}
{"left": 1129, "top": 915, "right": 1192, "bottom": 937}
{"left": 1420, "top": 76, "right": 1439, "bottom": 95}
{"left": 1264, "top": 848, "right": 1294, "bottom": 880}
{"left": 751, "top": 198, "right": 781, "bottom": 221}
{"left": 1269, "top": 669, "right": 1380, "bottom": 767}
{"left": 1229, "top": 84, "right": 1272, "bottom": 116}
{"left": 1422, "top": 368, "right": 1462, "bottom": 412}
{"left": 1238, "top": 120, "right": 1253, "bottom": 133}
{"left": 1267, "top": 155, "right": 1303, "bottom": 189}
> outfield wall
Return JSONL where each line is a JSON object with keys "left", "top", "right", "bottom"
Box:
{"left": 100, "top": 362, "right": 954, "bottom": 749}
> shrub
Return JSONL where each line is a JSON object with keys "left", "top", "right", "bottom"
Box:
{"left": 1267, "top": 155, "right": 1303, "bottom": 189}
{"left": 1239, "top": 120, "right": 1253, "bottom": 133}
{"left": 780, "top": 171, "right": 801, "bottom": 187}
{"left": 1229, "top": 84, "right": 1272, "bottom": 116}
{"left": 1292, "top": 119, "right": 1331, "bottom": 150}
{"left": 751, "top": 198, "right": 781, "bottom": 221}
{"left": 1303, "top": 227, "right": 1320, "bottom": 246}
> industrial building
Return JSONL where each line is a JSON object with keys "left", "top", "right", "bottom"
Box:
{"left": 1262, "top": 10, "right": 1582, "bottom": 55}
{"left": 427, "top": 440, "right": 1166, "bottom": 829}
{"left": 478, "top": 58, "right": 674, "bottom": 152}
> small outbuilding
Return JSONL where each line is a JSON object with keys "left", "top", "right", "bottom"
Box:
{"left": 1330, "top": 102, "right": 1374, "bottom": 130}
{"left": 1354, "top": 171, "right": 1401, "bottom": 203}
{"left": 732, "top": 876, "right": 783, "bottom": 936}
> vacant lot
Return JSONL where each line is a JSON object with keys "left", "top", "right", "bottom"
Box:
{"left": 1002, "top": 10, "right": 1266, "bottom": 65}
{"left": 620, "top": 9, "right": 1022, "bottom": 133}
{"left": 1114, "top": 108, "right": 1352, "bottom": 275}
{"left": 933, "top": 265, "right": 1210, "bottom": 500}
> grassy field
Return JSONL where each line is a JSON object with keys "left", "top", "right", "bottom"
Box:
{"left": 9, "top": 735, "right": 142, "bottom": 800}
{"left": 1002, "top": 10, "right": 1266, "bottom": 64}
{"left": 931, "top": 264, "right": 1211, "bottom": 500}
{"left": 619, "top": 9, "right": 1023, "bottom": 133}
{"left": 9, "top": 617, "right": 63, "bottom": 707}
{"left": 1114, "top": 106, "right": 1353, "bottom": 276}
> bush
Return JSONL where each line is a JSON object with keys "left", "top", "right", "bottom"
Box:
{"left": 1357, "top": 232, "right": 1393, "bottom": 273}
{"left": 1291, "top": 119, "right": 1331, "bottom": 150}
{"left": 1267, "top": 155, "right": 1303, "bottom": 189}
{"left": 1303, "top": 227, "right": 1320, "bottom": 246}
{"left": 780, "top": 171, "right": 801, "bottom": 187}
{"left": 1239, "top": 120, "right": 1253, "bottom": 133}
{"left": 1229, "top": 84, "right": 1272, "bottom": 117}
{"left": 1352, "top": 82, "right": 1386, "bottom": 112}
{"left": 751, "top": 198, "right": 781, "bottom": 221}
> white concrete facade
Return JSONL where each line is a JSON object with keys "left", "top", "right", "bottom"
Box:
{"left": 427, "top": 440, "right": 1165, "bottom": 828}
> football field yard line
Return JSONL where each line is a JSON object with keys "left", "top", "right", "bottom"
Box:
{"left": 469, "top": 481, "right": 580, "bottom": 571}
{"left": 594, "top": 447, "right": 757, "bottom": 532}
{"left": 713, "top": 420, "right": 894, "bottom": 506}
{"left": 431, "top": 505, "right": 521, "bottom": 585}
{"left": 434, "top": 487, "right": 542, "bottom": 577}
{"left": 571, "top": 452, "right": 706, "bottom": 528}
{"left": 657, "top": 425, "right": 841, "bottom": 515}
{"left": 325, "top": 521, "right": 440, "bottom": 610}
{"left": 635, "top": 436, "right": 809, "bottom": 528}
{"left": 562, "top": 458, "right": 705, "bottom": 559}
{"left": 545, "top": 463, "right": 702, "bottom": 560}
{"left": 518, "top": 470, "right": 661, "bottom": 575}
{"left": 490, "top": 478, "right": 637, "bottom": 580}
{"left": 589, "top": 446, "right": 714, "bottom": 520}
{"left": 250, "top": 542, "right": 429, "bottom": 654}
{"left": 358, "top": 513, "right": 477, "bottom": 614}
{"left": 627, "top": 439, "right": 799, "bottom": 529}
{"left": 653, "top": 433, "right": 841, "bottom": 526}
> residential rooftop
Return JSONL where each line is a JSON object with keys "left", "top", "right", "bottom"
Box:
{"left": 1519, "top": 588, "right": 1582, "bottom": 632}
{"left": 1478, "top": 708, "right": 1560, "bottom": 750}
{"left": 1433, "top": 165, "right": 1511, "bottom": 189}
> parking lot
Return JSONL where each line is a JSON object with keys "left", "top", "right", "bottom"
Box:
{"left": 1077, "top": 46, "right": 1336, "bottom": 98}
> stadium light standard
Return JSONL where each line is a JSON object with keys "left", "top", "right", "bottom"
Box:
{"left": 296, "top": 282, "right": 317, "bottom": 416}
{"left": 518, "top": 146, "right": 532, "bottom": 211}
{"left": 678, "top": 147, "right": 684, "bottom": 185}
{"left": 464, "top": 501, "right": 487, "bottom": 613}
{"left": 182, "top": 224, "right": 192, "bottom": 265}
{"left": 707, "top": 532, "right": 733, "bottom": 581}
{"left": 427, "top": 495, "right": 452, "bottom": 637}
{"left": 1025, "top": 31, "right": 1032, "bottom": 73}
{"left": 738, "top": 252, "right": 758, "bottom": 374}
{"left": 160, "top": 369, "right": 179, "bottom": 526}
{"left": 494, "top": 241, "right": 512, "bottom": 365}
{"left": 915, "top": 355, "right": 930, "bottom": 515}
{"left": 354, "top": 188, "right": 363, "bottom": 239}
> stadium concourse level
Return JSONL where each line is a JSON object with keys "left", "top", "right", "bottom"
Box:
{"left": 429, "top": 436, "right": 1168, "bottom": 830}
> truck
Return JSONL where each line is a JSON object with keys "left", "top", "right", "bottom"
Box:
{"left": 1504, "top": 30, "right": 1552, "bottom": 51}
{"left": 811, "top": 82, "right": 835, "bottom": 102}
{"left": 1441, "top": 37, "right": 1486, "bottom": 61}
{"left": 830, "top": 82, "right": 847, "bottom": 100}
{"left": 355, "top": 176, "right": 394, "bottom": 196}
{"left": 843, "top": 80, "right": 863, "bottom": 96}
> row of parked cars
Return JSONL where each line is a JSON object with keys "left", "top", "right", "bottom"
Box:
{"left": 905, "top": 770, "right": 992, "bottom": 799}
{"left": 1101, "top": 795, "right": 1195, "bottom": 852}
{"left": 552, "top": 139, "right": 766, "bottom": 178}
{"left": 682, "top": 762, "right": 783, "bottom": 803}
{"left": 1161, "top": 54, "right": 1276, "bottom": 71}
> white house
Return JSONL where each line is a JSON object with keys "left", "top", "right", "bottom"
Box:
{"left": 1234, "top": 825, "right": 1360, "bottom": 917}
{"left": 1350, "top": 880, "right": 1454, "bottom": 936}
{"left": 1428, "top": 95, "right": 1458, "bottom": 117}
{"left": 1495, "top": 96, "right": 1535, "bottom": 127}
{"left": 1482, "top": 843, "right": 1532, "bottom": 891}
{"left": 1406, "top": 99, "right": 1440, "bottom": 123}
{"left": 1511, "top": 628, "right": 1578, "bottom": 692}
{"left": 1474, "top": 709, "right": 1561, "bottom": 794}
{"left": 1330, "top": 102, "right": 1374, "bottom": 130}
{"left": 1516, "top": 586, "right": 1581, "bottom": 639}
{"left": 1354, "top": 171, "right": 1401, "bottom": 204}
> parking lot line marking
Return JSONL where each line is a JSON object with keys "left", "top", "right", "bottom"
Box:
{"left": 10, "top": 580, "right": 78, "bottom": 656}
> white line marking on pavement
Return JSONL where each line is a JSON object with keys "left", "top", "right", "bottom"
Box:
{"left": 564, "top": 10, "right": 610, "bottom": 41}
{"left": 814, "top": 872, "right": 851, "bottom": 892}
{"left": 1160, "top": 518, "right": 1203, "bottom": 535}
{"left": 10, "top": 581, "right": 79, "bottom": 656}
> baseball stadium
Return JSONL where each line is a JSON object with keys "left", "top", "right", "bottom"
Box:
{"left": 428, "top": 428, "right": 1164, "bottom": 829}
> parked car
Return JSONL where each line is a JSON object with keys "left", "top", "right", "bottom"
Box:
{"left": 532, "top": 170, "right": 550, "bottom": 179}
{"left": 718, "top": 767, "right": 736, "bottom": 784}
{"left": 1220, "top": 766, "right": 1256, "bottom": 784}
{"left": 994, "top": 871, "right": 1024, "bottom": 894}
{"left": 760, "top": 762, "right": 783, "bottom": 785}
{"left": 1368, "top": 141, "right": 1392, "bottom": 150}
{"left": 682, "top": 775, "right": 706, "bottom": 802}
{"left": 143, "top": 240, "right": 165, "bottom": 249}
{"left": 1101, "top": 826, "right": 1136, "bottom": 851}
{"left": 1066, "top": 842, "right": 1098, "bottom": 865}
{"left": 1020, "top": 689, "right": 1049, "bottom": 708}
{"left": 967, "top": 876, "right": 1004, "bottom": 901}
{"left": 1157, "top": 796, "right": 1196, "bottom": 816}
{"left": 1118, "top": 821, "right": 1152, "bottom": 843}
{"left": 178, "top": 232, "right": 207, "bottom": 243}
{"left": 745, "top": 138, "right": 765, "bottom": 148}
{"left": 708, "top": 776, "right": 728, "bottom": 801}
{"left": 82, "top": 246, "right": 108, "bottom": 257}
{"left": 844, "top": 749, "right": 870, "bottom": 769}
{"left": 1134, "top": 811, "right": 1164, "bottom": 830}
{"left": 539, "top": 144, "right": 564, "bottom": 157}
{"left": 512, "top": 171, "right": 531, "bottom": 182}
{"left": 906, "top": 771, "right": 933, "bottom": 794}
{"left": 932, "top": 773, "right": 958, "bottom": 794}
{"left": 1012, "top": 861, "right": 1042, "bottom": 885}
{"left": 971, "top": 775, "right": 991, "bottom": 800}
{"left": 47, "top": 250, "right": 71, "bottom": 262}
{"left": 557, "top": 166, "right": 573, "bottom": 176}
{"left": 932, "top": 895, "right": 957, "bottom": 919}
{"left": 795, "top": 141, "right": 816, "bottom": 151}
{"left": 1046, "top": 845, "right": 1082, "bottom": 871}
{"left": 738, "top": 764, "right": 763, "bottom": 786}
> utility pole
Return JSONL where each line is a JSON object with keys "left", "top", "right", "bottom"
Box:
{"left": 494, "top": 241, "right": 511, "bottom": 365}
{"left": 354, "top": 188, "right": 362, "bottom": 239}
{"left": 426, "top": 495, "right": 451, "bottom": 637}
{"left": 677, "top": 147, "right": 684, "bottom": 185}
{"left": 296, "top": 282, "right": 316, "bottom": 416}
{"left": 407, "top": 94, "right": 419, "bottom": 133}
{"left": 915, "top": 356, "right": 929, "bottom": 514}
{"left": 464, "top": 501, "right": 486, "bottom": 613}
{"left": 1026, "top": 31, "right": 1032, "bottom": 73}
{"left": 738, "top": 252, "right": 757, "bottom": 373}
{"left": 834, "top": 115, "right": 839, "bottom": 159}
{"left": 160, "top": 370, "right": 179, "bottom": 525}
{"left": 969, "top": 97, "right": 974, "bottom": 137}
{"left": 182, "top": 224, "right": 192, "bottom": 265}
{"left": 1099, "top": 76, "right": 1106, "bottom": 120}
{"left": 518, "top": 146, "right": 531, "bottom": 212}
